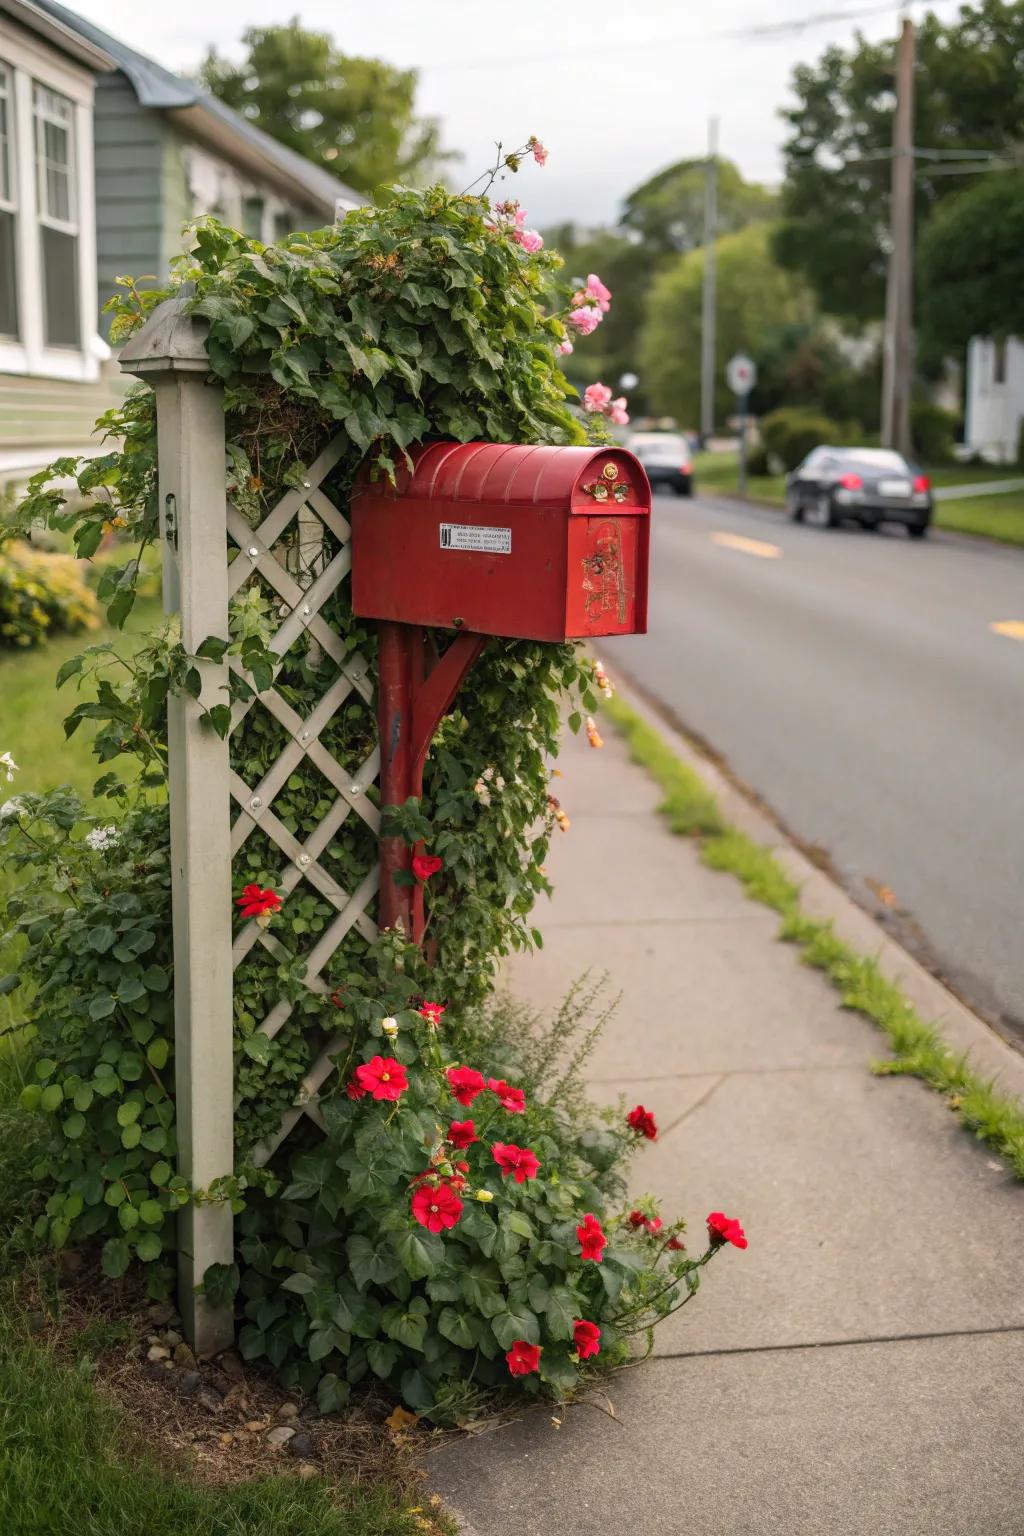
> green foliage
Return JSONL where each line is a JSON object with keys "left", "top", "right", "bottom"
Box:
{"left": 621, "top": 157, "right": 776, "bottom": 258}
{"left": 639, "top": 223, "right": 814, "bottom": 426}
{"left": 231, "top": 952, "right": 712, "bottom": 1416}
{"left": 607, "top": 693, "right": 1024, "bottom": 1180}
{"left": 199, "top": 21, "right": 451, "bottom": 196}
{"left": 0, "top": 794, "right": 182, "bottom": 1290}
{"left": 0, "top": 173, "right": 732, "bottom": 1413}
{"left": 917, "top": 173, "right": 1024, "bottom": 360}
{"left": 0, "top": 543, "right": 99, "bottom": 650}
{"left": 777, "top": 1, "right": 1024, "bottom": 320}
{"left": 910, "top": 402, "right": 958, "bottom": 465}
{"left": 760, "top": 407, "right": 842, "bottom": 471}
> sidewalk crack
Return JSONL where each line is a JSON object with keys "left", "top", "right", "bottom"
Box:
{"left": 656, "top": 1074, "right": 727, "bottom": 1137}
{"left": 653, "top": 1321, "right": 1024, "bottom": 1363}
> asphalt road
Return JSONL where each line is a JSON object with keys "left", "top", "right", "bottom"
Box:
{"left": 603, "top": 491, "right": 1024, "bottom": 1035}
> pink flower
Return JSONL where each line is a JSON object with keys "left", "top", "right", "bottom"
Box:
{"left": 566, "top": 304, "right": 602, "bottom": 336}
{"left": 557, "top": 340, "right": 574, "bottom": 356}
{"left": 583, "top": 383, "right": 613, "bottom": 414}
{"left": 418, "top": 1001, "right": 446, "bottom": 1028}
{"left": 586, "top": 273, "right": 612, "bottom": 312}
{"left": 519, "top": 230, "right": 543, "bottom": 254}
{"left": 530, "top": 138, "right": 549, "bottom": 166}
{"left": 609, "top": 399, "right": 630, "bottom": 426}
{"left": 492, "top": 1142, "right": 540, "bottom": 1183}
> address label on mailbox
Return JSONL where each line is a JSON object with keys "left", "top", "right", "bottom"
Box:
{"left": 439, "top": 523, "right": 512, "bottom": 554}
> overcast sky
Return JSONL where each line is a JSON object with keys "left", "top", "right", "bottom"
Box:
{"left": 68, "top": 0, "right": 959, "bottom": 226}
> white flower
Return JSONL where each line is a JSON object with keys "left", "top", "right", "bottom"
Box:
{"left": 381, "top": 1016, "right": 399, "bottom": 1037}
{"left": 474, "top": 777, "right": 492, "bottom": 806}
{"left": 0, "top": 797, "right": 24, "bottom": 821}
{"left": 85, "top": 824, "right": 119, "bottom": 852}
{"left": 0, "top": 751, "right": 19, "bottom": 782}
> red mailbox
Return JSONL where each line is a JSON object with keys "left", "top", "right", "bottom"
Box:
{"left": 351, "top": 440, "right": 651, "bottom": 948}
{"left": 351, "top": 441, "right": 650, "bottom": 642}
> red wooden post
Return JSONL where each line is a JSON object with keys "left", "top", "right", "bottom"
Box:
{"left": 376, "top": 623, "right": 487, "bottom": 947}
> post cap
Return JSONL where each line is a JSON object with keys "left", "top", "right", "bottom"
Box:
{"left": 119, "top": 295, "right": 210, "bottom": 378}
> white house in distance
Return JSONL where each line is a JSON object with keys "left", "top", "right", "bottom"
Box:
{"left": 963, "top": 336, "right": 1024, "bottom": 464}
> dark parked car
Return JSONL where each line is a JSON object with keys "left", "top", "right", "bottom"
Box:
{"left": 627, "top": 432, "right": 694, "bottom": 496}
{"left": 786, "top": 447, "right": 933, "bottom": 537}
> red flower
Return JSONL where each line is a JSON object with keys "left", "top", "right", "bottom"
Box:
{"left": 573, "top": 1319, "right": 601, "bottom": 1360}
{"left": 488, "top": 1077, "right": 526, "bottom": 1114}
{"left": 627, "top": 1210, "right": 646, "bottom": 1229}
{"left": 667, "top": 1235, "right": 686, "bottom": 1252}
{"left": 411, "top": 1182, "right": 463, "bottom": 1232}
{"left": 627, "top": 1104, "right": 658, "bottom": 1140}
{"left": 330, "top": 990, "right": 345, "bottom": 1009}
{"left": 448, "top": 1120, "right": 478, "bottom": 1150}
{"left": 505, "top": 1340, "right": 542, "bottom": 1376}
{"left": 345, "top": 1078, "right": 366, "bottom": 1101}
{"left": 447, "top": 1065, "right": 486, "bottom": 1106}
{"left": 707, "top": 1211, "right": 747, "bottom": 1250}
{"left": 235, "top": 884, "right": 281, "bottom": 919}
{"left": 455, "top": 1159, "right": 470, "bottom": 1173}
{"left": 354, "top": 1055, "right": 408, "bottom": 1102}
{"left": 418, "top": 1001, "right": 446, "bottom": 1027}
{"left": 411, "top": 853, "right": 442, "bottom": 882}
{"left": 645, "top": 1216, "right": 663, "bottom": 1236}
{"left": 492, "top": 1142, "right": 540, "bottom": 1184}
{"left": 576, "top": 1213, "right": 606, "bottom": 1263}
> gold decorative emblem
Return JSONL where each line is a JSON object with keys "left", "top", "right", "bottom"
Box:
{"left": 582, "top": 463, "right": 632, "bottom": 505}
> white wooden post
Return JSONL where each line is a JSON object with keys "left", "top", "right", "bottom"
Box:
{"left": 121, "top": 299, "right": 235, "bottom": 1354}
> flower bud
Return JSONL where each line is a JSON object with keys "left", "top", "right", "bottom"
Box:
{"left": 381, "top": 1016, "right": 399, "bottom": 1037}
{"left": 475, "top": 1189, "right": 494, "bottom": 1203}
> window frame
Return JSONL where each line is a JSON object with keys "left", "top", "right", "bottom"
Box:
{"left": 0, "top": 28, "right": 98, "bottom": 382}
{"left": 0, "top": 60, "right": 19, "bottom": 342}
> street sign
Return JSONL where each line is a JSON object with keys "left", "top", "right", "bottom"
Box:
{"left": 726, "top": 354, "right": 756, "bottom": 396}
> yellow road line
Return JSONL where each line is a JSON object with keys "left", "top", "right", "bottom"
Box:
{"left": 990, "top": 620, "right": 1024, "bottom": 642}
{"left": 710, "top": 531, "right": 781, "bottom": 560}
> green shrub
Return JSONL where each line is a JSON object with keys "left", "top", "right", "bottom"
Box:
{"left": 0, "top": 542, "right": 99, "bottom": 649}
{"left": 910, "top": 402, "right": 958, "bottom": 465}
{"left": 2, "top": 162, "right": 744, "bottom": 1415}
{"left": 760, "top": 407, "right": 841, "bottom": 470}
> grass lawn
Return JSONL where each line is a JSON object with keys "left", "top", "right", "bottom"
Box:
{"left": 0, "top": 597, "right": 164, "bottom": 803}
{"left": 693, "top": 452, "right": 1024, "bottom": 545}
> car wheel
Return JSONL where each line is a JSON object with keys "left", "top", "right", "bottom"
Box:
{"left": 907, "top": 521, "right": 929, "bottom": 540}
{"left": 786, "top": 493, "right": 804, "bottom": 522}
{"left": 805, "top": 493, "right": 835, "bottom": 529}
{"left": 672, "top": 482, "right": 688, "bottom": 497}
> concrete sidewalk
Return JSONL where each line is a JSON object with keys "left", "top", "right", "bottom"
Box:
{"left": 430, "top": 718, "right": 1024, "bottom": 1536}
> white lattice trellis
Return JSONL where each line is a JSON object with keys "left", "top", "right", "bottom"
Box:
{"left": 223, "top": 435, "right": 381, "bottom": 1165}
{"left": 121, "top": 298, "right": 386, "bottom": 1351}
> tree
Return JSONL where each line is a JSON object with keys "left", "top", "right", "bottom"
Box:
{"left": 200, "top": 20, "right": 450, "bottom": 196}
{"left": 638, "top": 223, "right": 814, "bottom": 427}
{"left": 917, "top": 173, "right": 1024, "bottom": 358}
{"left": 622, "top": 158, "right": 776, "bottom": 257}
{"left": 776, "top": 0, "right": 1024, "bottom": 322}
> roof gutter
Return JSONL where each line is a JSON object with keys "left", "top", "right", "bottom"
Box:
{"left": 0, "top": 0, "right": 114, "bottom": 71}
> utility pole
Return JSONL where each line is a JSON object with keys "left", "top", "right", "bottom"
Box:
{"left": 700, "top": 117, "right": 718, "bottom": 445}
{"left": 881, "top": 15, "right": 915, "bottom": 457}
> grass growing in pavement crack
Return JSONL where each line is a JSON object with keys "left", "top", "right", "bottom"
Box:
{"left": 604, "top": 696, "right": 1024, "bottom": 1178}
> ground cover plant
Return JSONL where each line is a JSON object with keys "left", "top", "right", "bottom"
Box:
{"left": 0, "top": 140, "right": 744, "bottom": 1421}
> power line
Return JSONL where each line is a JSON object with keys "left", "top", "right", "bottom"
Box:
{"left": 414, "top": 0, "right": 962, "bottom": 75}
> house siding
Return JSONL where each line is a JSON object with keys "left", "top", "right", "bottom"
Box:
{"left": 0, "top": 365, "right": 127, "bottom": 483}
{"left": 93, "top": 71, "right": 164, "bottom": 327}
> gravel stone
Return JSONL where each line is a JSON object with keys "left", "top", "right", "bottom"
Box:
{"left": 265, "top": 1425, "right": 296, "bottom": 1448}
{"left": 287, "top": 1431, "right": 314, "bottom": 1460}
{"left": 197, "top": 1387, "right": 224, "bottom": 1414}
{"left": 146, "top": 1344, "right": 170, "bottom": 1362}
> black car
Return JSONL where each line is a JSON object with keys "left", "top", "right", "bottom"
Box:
{"left": 786, "top": 447, "right": 933, "bottom": 537}
{"left": 627, "top": 432, "right": 694, "bottom": 496}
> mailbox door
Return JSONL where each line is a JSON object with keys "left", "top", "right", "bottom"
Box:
{"left": 565, "top": 512, "right": 648, "bottom": 637}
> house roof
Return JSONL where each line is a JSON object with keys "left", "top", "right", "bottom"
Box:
{"left": 0, "top": 0, "right": 114, "bottom": 72}
{"left": 27, "top": 0, "right": 362, "bottom": 217}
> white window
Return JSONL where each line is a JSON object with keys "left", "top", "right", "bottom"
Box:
{"left": 0, "top": 63, "right": 17, "bottom": 339}
{"left": 0, "top": 35, "right": 98, "bottom": 381}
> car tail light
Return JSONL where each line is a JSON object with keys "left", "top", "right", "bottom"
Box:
{"left": 913, "top": 474, "right": 930, "bottom": 493}
{"left": 679, "top": 461, "right": 691, "bottom": 475}
{"left": 839, "top": 472, "right": 862, "bottom": 490}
